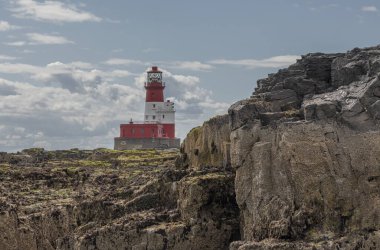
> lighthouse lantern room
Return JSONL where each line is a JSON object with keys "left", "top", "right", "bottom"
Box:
{"left": 114, "top": 67, "right": 180, "bottom": 150}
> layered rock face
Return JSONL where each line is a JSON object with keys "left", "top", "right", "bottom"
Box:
{"left": 179, "top": 115, "right": 231, "bottom": 170}
{"left": 180, "top": 45, "right": 380, "bottom": 249}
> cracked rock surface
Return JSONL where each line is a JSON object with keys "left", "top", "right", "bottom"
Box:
{"left": 179, "top": 45, "right": 380, "bottom": 249}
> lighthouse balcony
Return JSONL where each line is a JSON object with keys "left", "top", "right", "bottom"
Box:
{"left": 144, "top": 82, "right": 165, "bottom": 88}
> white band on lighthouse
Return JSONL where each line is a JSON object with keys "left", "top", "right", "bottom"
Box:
{"left": 144, "top": 101, "right": 175, "bottom": 124}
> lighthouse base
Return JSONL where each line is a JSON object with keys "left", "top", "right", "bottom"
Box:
{"left": 114, "top": 137, "right": 181, "bottom": 150}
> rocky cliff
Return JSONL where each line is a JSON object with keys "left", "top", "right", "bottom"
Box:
{"left": 180, "top": 45, "right": 380, "bottom": 249}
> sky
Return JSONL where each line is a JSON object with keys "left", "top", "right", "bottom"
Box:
{"left": 0, "top": 0, "right": 379, "bottom": 152}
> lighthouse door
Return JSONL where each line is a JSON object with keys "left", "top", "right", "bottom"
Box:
{"left": 157, "top": 125, "right": 163, "bottom": 138}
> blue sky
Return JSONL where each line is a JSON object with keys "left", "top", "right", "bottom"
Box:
{"left": 0, "top": 0, "right": 379, "bottom": 151}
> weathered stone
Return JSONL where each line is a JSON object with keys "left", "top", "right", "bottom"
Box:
{"left": 331, "top": 59, "right": 368, "bottom": 87}
{"left": 229, "top": 99, "right": 262, "bottom": 131}
{"left": 261, "top": 89, "right": 300, "bottom": 112}
{"left": 177, "top": 171, "right": 238, "bottom": 222}
{"left": 301, "top": 53, "right": 339, "bottom": 82}
{"left": 261, "top": 89, "right": 297, "bottom": 101}
{"left": 179, "top": 45, "right": 380, "bottom": 250}
{"left": 232, "top": 122, "right": 380, "bottom": 242}
{"left": 368, "top": 100, "right": 380, "bottom": 119}
{"left": 179, "top": 114, "right": 231, "bottom": 170}
{"left": 282, "top": 77, "right": 316, "bottom": 96}
{"left": 259, "top": 112, "right": 286, "bottom": 126}
{"left": 230, "top": 231, "right": 380, "bottom": 250}
{"left": 374, "top": 86, "right": 380, "bottom": 97}
{"left": 369, "top": 58, "right": 380, "bottom": 76}
{"left": 0, "top": 148, "right": 241, "bottom": 250}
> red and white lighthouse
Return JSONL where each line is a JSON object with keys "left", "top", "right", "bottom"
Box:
{"left": 114, "top": 67, "right": 180, "bottom": 149}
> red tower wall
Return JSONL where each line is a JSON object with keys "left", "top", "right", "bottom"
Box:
{"left": 145, "top": 83, "right": 164, "bottom": 102}
{"left": 120, "top": 123, "right": 175, "bottom": 139}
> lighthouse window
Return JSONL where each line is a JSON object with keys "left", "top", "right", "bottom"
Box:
{"left": 146, "top": 115, "right": 148, "bottom": 120}
{"left": 162, "top": 115, "right": 165, "bottom": 119}
{"left": 153, "top": 104, "right": 156, "bottom": 108}
{"left": 153, "top": 115, "right": 156, "bottom": 120}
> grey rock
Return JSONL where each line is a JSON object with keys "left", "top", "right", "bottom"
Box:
{"left": 258, "top": 89, "right": 300, "bottom": 112}
{"left": 369, "top": 100, "right": 380, "bottom": 119}
{"left": 230, "top": 231, "right": 380, "bottom": 249}
{"left": 259, "top": 112, "right": 286, "bottom": 126}
{"left": 231, "top": 122, "right": 380, "bottom": 242}
{"left": 179, "top": 114, "right": 231, "bottom": 170}
{"left": 373, "top": 86, "right": 380, "bottom": 97}
{"left": 229, "top": 99, "right": 262, "bottom": 131}
{"left": 178, "top": 45, "right": 380, "bottom": 250}
{"left": 261, "top": 89, "right": 297, "bottom": 101}
{"left": 331, "top": 59, "right": 368, "bottom": 88}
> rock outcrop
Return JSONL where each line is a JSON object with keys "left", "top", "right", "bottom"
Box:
{"left": 0, "top": 149, "right": 239, "bottom": 250}
{"left": 178, "top": 115, "right": 231, "bottom": 170}
{"left": 180, "top": 45, "right": 380, "bottom": 249}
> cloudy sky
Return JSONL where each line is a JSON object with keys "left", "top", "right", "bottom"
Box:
{"left": 0, "top": 0, "right": 379, "bottom": 152}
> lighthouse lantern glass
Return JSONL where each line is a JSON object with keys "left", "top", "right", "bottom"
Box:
{"left": 148, "top": 72, "right": 162, "bottom": 83}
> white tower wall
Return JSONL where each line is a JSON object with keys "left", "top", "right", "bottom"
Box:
{"left": 144, "top": 101, "right": 175, "bottom": 124}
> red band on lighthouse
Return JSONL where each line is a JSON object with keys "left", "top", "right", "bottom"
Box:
{"left": 145, "top": 67, "right": 165, "bottom": 102}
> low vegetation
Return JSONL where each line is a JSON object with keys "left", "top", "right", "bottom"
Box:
{"left": 0, "top": 148, "right": 179, "bottom": 210}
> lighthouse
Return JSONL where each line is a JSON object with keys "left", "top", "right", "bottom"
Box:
{"left": 114, "top": 67, "right": 180, "bottom": 150}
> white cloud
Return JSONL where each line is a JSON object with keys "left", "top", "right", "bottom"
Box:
{"left": 66, "top": 61, "right": 94, "bottom": 69}
{"left": 0, "top": 61, "right": 133, "bottom": 92}
{"left": 361, "top": 6, "right": 378, "bottom": 12}
{"left": 10, "top": 0, "right": 101, "bottom": 23}
{"left": 209, "top": 55, "right": 300, "bottom": 69}
{"left": 4, "top": 33, "right": 74, "bottom": 47}
{"left": 0, "top": 55, "right": 17, "bottom": 61}
{"left": 27, "top": 33, "right": 74, "bottom": 45}
{"left": 0, "top": 20, "right": 19, "bottom": 31}
{"left": 168, "top": 61, "right": 214, "bottom": 71}
{"left": 21, "top": 49, "right": 35, "bottom": 54}
{"left": 104, "top": 58, "right": 145, "bottom": 66}
{"left": 112, "top": 48, "right": 124, "bottom": 53}
{"left": 105, "top": 59, "right": 213, "bottom": 71}
{"left": 142, "top": 48, "right": 158, "bottom": 53}
{"left": 0, "top": 76, "right": 145, "bottom": 151}
{"left": 0, "top": 63, "right": 41, "bottom": 74}
{"left": 4, "top": 41, "right": 26, "bottom": 46}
